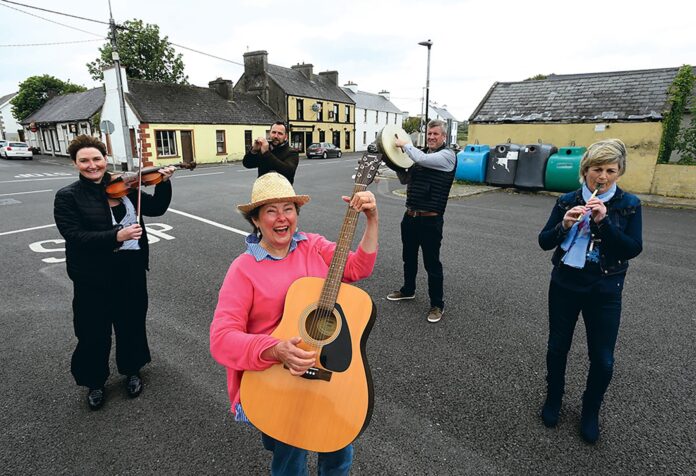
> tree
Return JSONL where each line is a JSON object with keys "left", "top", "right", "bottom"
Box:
{"left": 674, "top": 108, "right": 696, "bottom": 164}
{"left": 402, "top": 116, "right": 421, "bottom": 134}
{"left": 87, "top": 19, "right": 188, "bottom": 84}
{"left": 658, "top": 65, "right": 694, "bottom": 163}
{"left": 11, "top": 75, "right": 86, "bottom": 121}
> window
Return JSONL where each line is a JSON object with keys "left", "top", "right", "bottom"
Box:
{"left": 41, "top": 129, "right": 51, "bottom": 151}
{"left": 333, "top": 104, "right": 339, "bottom": 122}
{"left": 296, "top": 98, "right": 304, "bottom": 120}
{"left": 386, "top": 112, "right": 389, "bottom": 124}
{"left": 317, "top": 101, "right": 323, "bottom": 122}
{"left": 319, "top": 131, "right": 325, "bottom": 142}
{"left": 362, "top": 131, "right": 367, "bottom": 144}
{"left": 345, "top": 131, "right": 350, "bottom": 150}
{"left": 375, "top": 111, "right": 379, "bottom": 124}
{"left": 216, "top": 130, "right": 226, "bottom": 154}
{"left": 244, "top": 130, "right": 252, "bottom": 150}
{"left": 394, "top": 114, "right": 397, "bottom": 124}
{"left": 156, "top": 130, "right": 177, "bottom": 156}
{"left": 345, "top": 106, "right": 350, "bottom": 123}
{"left": 363, "top": 109, "right": 367, "bottom": 123}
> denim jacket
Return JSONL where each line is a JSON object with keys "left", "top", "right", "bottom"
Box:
{"left": 538, "top": 186, "right": 643, "bottom": 277}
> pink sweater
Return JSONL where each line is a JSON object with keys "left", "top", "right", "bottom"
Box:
{"left": 210, "top": 232, "right": 377, "bottom": 412}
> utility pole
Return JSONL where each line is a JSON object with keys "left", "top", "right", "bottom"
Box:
{"left": 108, "top": 0, "right": 134, "bottom": 170}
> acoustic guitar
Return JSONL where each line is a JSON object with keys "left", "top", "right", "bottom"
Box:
{"left": 240, "top": 152, "right": 383, "bottom": 453}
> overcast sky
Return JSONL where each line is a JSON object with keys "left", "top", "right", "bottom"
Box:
{"left": 2, "top": 0, "right": 695, "bottom": 122}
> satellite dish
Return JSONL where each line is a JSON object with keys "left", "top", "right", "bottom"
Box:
{"left": 311, "top": 103, "right": 321, "bottom": 113}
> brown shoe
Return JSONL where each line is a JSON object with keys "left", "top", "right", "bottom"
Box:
{"left": 427, "top": 306, "right": 443, "bottom": 323}
{"left": 387, "top": 291, "right": 415, "bottom": 301}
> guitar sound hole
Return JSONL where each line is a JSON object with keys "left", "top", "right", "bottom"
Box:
{"left": 304, "top": 308, "right": 337, "bottom": 341}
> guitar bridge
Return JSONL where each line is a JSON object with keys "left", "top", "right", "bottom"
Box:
{"left": 301, "top": 367, "right": 332, "bottom": 381}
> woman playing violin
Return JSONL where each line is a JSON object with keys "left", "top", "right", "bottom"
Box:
{"left": 54, "top": 135, "right": 175, "bottom": 410}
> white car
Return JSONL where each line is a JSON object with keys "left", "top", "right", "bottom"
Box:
{"left": 1, "top": 141, "right": 33, "bottom": 160}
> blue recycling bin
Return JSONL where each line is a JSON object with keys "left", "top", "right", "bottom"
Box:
{"left": 514, "top": 143, "right": 558, "bottom": 189}
{"left": 486, "top": 143, "right": 522, "bottom": 186}
{"left": 455, "top": 144, "right": 490, "bottom": 182}
{"left": 545, "top": 147, "right": 587, "bottom": 192}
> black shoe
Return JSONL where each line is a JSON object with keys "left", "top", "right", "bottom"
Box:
{"left": 126, "top": 374, "right": 143, "bottom": 398}
{"left": 87, "top": 387, "right": 105, "bottom": 410}
{"left": 541, "top": 395, "right": 562, "bottom": 428}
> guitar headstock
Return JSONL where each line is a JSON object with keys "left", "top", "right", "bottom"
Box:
{"left": 355, "top": 152, "right": 383, "bottom": 187}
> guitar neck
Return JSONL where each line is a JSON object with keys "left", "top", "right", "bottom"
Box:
{"left": 317, "top": 183, "right": 367, "bottom": 310}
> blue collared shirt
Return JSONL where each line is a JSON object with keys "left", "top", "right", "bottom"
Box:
{"left": 244, "top": 231, "right": 307, "bottom": 261}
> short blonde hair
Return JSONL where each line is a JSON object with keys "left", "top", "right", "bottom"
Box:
{"left": 579, "top": 139, "right": 627, "bottom": 183}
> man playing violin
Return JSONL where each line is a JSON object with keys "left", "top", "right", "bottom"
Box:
{"left": 54, "top": 135, "right": 175, "bottom": 410}
{"left": 387, "top": 119, "right": 456, "bottom": 323}
{"left": 243, "top": 121, "right": 299, "bottom": 184}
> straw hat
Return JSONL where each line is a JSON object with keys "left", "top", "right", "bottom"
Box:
{"left": 237, "top": 172, "right": 310, "bottom": 214}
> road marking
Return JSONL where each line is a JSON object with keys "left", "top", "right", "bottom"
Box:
{"left": 0, "top": 177, "right": 74, "bottom": 184}
{"left": 15, "top": 172, "right": 72, "bottom": 178}
{"left": 168, "top": 208, "right": 249, "bottom": 236}
{"left": 0, "top": 189, "right": 53, "bottom": 197}
{"left": 176, "top": 172, "right": 225, "bottom": 179}
{"left": 0, "top": 223, "right": 56, "bottom": 236}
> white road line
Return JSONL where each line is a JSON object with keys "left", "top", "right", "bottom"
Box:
{"left": 168, "top": 208, "right": 249, "bottom": 236}
{"left": 0, "top": 189, "right": 53, "bottom": 197}
{"left": 176, "top": 172, "right": 225, "bottom": 178}
{"left": 0, "top": 224, "right": 56, "bottom": 236}
{"left": 0, "top": 177, "right": 74, "bottom": 184}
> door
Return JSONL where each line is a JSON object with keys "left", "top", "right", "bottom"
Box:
{"left": 332, "top": 131, "right": 340, "bottom": 148}
{"left": 129, "top": 128, "right": 138, "bottom": 159}
{"left": 181, "top": 131, "right": 194, "bottom": 163}
{"left": 304, "top": 132, "right": 312, "bottom": 153}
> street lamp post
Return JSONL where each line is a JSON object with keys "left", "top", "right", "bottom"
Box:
{"left": 418, "top": 39, "right": 433, "bottom": 141}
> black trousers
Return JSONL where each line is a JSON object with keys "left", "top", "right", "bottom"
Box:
{"left": 399, "top": 213, "right": 445, "bottom": 309}
{"left": 70, "top": 251, "right": 150, "bottom": 388}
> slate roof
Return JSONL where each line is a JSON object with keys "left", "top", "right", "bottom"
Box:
{"left": 126, "top": 80, "right": 280, "bottom": 125}
{"left": 21, "top": 87, "right": 104, "bottom": 124}
{"left": 0, "top": 92, "right": 17, "bottom": 106}
{"left": 469, "top": 67, "right": 684, "bottom": 124}
{"left": 340, "top": 88, "right": 401, "bottom": 113}
{"left": 267, "top": 64, "right": 353, "bottom": 104}
{"left": 430, "top": 104, "right": 458, "bottom": 121}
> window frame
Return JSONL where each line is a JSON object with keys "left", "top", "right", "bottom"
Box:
{"left": 216, "top": 130, "right": 226, "bottom": 155}
{"left": 156, "top": 130, "right": 178, "bottom": 157}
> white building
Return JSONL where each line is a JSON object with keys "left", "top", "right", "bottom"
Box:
{"left": 340, "top": 82, "right": 404, "bottom": 152}
{"left": 427, "top": 103, "right": 459, "bottom": 146}
{"left": 0, "top": 92, "right": 22, "bottom": 141}
{"left": 20, "top": 88, "right": 103, "bottom": 156}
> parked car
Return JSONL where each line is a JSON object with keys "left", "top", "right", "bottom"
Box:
{"left": 1, "top": 141, "right": 33, "bottom": 160}
{"left": 306, "top": 142, "right": 342, "bottom": 159}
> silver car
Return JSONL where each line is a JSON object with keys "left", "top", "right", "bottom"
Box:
{"left": 1, "top": 141, "right": 33, "bottom": 160}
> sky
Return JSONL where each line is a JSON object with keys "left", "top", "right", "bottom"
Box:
{"left": 1, "top": 0, "right": 695, "bottom": 122}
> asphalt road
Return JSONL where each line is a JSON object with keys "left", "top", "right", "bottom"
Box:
{"left": 1, "top": 153, "right": 694, "bottom": 475}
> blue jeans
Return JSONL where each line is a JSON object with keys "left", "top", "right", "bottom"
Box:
{"left": 546, "top": 280, "right": 622, "bottom": 403}
{"left": 261, "top": 434, "right": 353, "bottom": 476}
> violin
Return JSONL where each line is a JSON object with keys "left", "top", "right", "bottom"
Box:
{"left": 106, "top": 162, "right": 196, "bottom": 198}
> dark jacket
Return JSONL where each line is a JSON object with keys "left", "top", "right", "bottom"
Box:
{"left": 538, "top": 186, "right": 642, "bottom": 277}
{"left": 403, "top": 144, "right": 456, "bottom": 215}
{"left": 242, "top": 141, "right": 299, "bottom": 184}
{"left": 54, "top": 173, "right": 172, "bottom": 280}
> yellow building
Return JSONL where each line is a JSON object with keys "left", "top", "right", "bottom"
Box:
{"left": 234, "top": 51, "right": 355, "bottom": 154}
{"left": 468, "top": 67, "right": 696, "bottom": 197}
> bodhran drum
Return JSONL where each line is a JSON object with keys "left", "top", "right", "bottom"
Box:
{"left": 376, "top": 125, "right": 415, "bottom": 172}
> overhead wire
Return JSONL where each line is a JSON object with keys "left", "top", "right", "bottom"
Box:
{"left": 1, "top": 0, "right": 243, "bottom": 67}
{"left": 0, "top": 39, "right": 105, "bottom": 47}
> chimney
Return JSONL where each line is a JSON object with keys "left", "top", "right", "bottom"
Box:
{"left": 209, "top": 77, "right": 234, "bottom": 100}
{"left": 378, "top": 90, "right": 390, "bottom": 101}
{"left": 343, "top": 81, "right": 358, "bottom": 94}
{"left": 243, "top": 50, "right": 269, "bottom": 102}
{"left": 319, "top": 70, "right": 338, "bottom": 85}
{"left": 291, "top": 62, "right": 314, "bottom": 80}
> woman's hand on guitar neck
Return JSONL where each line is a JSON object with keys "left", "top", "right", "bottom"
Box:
{"left": 265, "top": 337, "right": 316, "bottom": 376}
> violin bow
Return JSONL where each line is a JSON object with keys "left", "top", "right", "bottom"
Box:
{"left": 136, "top": 139, "right": 143, "bottom": 222}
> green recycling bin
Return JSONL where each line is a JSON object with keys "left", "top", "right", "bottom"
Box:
{"left": 544, "top": 147, "right": 587, "bottom": 192}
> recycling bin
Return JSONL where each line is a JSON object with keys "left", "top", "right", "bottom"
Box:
{"left": 486, "top": 143, "right": 522, "bottom": 186}
{"left": 514, "top": 143, "right": 558, "bottom": 189}
{"left": 544, "top": 147, "right": 587, "bottom": 192}
{"left": 455, "top": 144, "right": 490, "bottom": 183}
